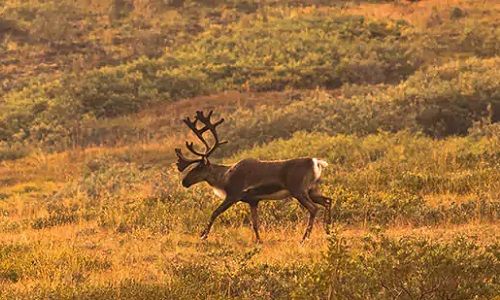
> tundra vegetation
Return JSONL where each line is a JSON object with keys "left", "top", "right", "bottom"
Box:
{"left": 0, "top": 0, "right": 499, "bottom": 299}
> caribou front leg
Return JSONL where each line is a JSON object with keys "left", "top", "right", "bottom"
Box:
{"left": 200, "top": 196, "right": 237, "bottom": 240}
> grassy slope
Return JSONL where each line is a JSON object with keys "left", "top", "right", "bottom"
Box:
{"left": 0, "top": 0, "right": 499, "bottom": 299}
{"left": 1, "top": 0, "right": 498, "bottom": 151}
{"left": 1, "top": 125, "right": 499, "bottom": 298}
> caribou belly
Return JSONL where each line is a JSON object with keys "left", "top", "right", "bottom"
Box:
{"left": 254, "top": 189, "right": 290, "bottom": 200}
{"left": 212, "top": 187, "right": 226, "bottom": 199}
{"left": 244, "top": 184, "right": 290, "bottom": 200}
{"left": 213, "top": 184, "right": 291, "bottom": 201}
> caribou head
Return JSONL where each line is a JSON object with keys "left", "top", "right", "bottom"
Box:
{"left": 175, "top": 110, "right": 227, "bottom": 188}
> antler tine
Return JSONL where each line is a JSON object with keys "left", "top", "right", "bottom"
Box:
{"left": 186, "top": 141, "right": 206, "bottom": 157}
{"left": 180, "top": 110, "right": 228, "bottom": 162}
{"left": 175, "top": 148, "right": 202, "bottom": 171}
{"left": 183, "top": 116, "right": 210, "bottom": 155}
{"left": 194, "top": 110, "right": 228, "bottom": 157}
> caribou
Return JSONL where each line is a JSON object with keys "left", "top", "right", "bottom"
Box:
{"left": 175, "top": 110, "right": 332, "bottom": 242}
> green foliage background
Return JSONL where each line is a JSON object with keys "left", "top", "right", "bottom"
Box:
{"left": 1, "top": 0, "right": 499, "bottom": 152}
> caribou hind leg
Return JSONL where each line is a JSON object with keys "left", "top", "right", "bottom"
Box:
{"left": 248, "top": 201, "right": 262, "bottom": 243}
{"left": 309, "top": 190, "right": 332, "bottom": 228}
{"left": 241, "top": 195, "right": 262, "bottom": 243}
{"left": 309, "top": 194, "right": 332, "bottom": 233}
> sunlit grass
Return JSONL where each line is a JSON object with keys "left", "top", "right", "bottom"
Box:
{"left": 1, "top": 0, "right": 499, "bottom": 298}
{"left": 1, "top": 128, "right": 498, "bottom": 298}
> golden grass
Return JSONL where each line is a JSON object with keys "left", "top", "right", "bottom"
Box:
{"left": 342, "top": 0, "right": 499, "bottom": 28}
{"left": 1, "top": 219, "right": 498, "bottom": 293}
{"left": 1, "top": 132, "right": 498, "bottom": 297}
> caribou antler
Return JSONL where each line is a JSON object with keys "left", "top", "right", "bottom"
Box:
{"left": 175, "top": 110, "right": 227, "bottom": 171}
{"left": 175, "top": 148, "right": 203, "bottom": 171}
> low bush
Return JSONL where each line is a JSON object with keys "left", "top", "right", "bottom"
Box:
{"left": 222, "top": 57, "right": 500, "bottom": 154}
{"left": 0, "top": 143, "right": 30, "bottom": 161}
{"left": 0, "top": 12, "right": 419, "bottom": 147}
{"left": 4, "top": 232, "right": 496, "bottom": 299}
{"left": 295, "top": 230, "right": 500, "bottom": 300}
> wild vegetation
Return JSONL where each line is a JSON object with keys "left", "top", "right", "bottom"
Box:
{"left": 0, "top": 0, "right": 499, "bottom": 299}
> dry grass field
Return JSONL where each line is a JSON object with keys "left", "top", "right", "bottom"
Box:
{"left": 1, "top": 0, "right": 499, "bottom": 299}
{"left": 1, "top": 102, "right": 499, "bottom": 298}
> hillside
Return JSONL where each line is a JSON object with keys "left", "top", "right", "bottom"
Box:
{"left": 0, "top": 0, "right": 499, "bottom": 299}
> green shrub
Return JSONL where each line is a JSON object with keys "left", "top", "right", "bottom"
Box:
{"left": 296, "top": 230, "right": 500, "bottom": 300}
{"left": 6, "top": 233, "right": 495, "bottom": 300}
{"left": 76, "top": 155, "right": 145, "bottom": 200}
{"left": 31, "top": 212, "right": 78, "bottom": 230}
{"left": 0, "top": 11, "right": 422, "bottom": 147}
{"left": 2, "top": 5, "right": 499, "bottom": 149}
{"left": 220, "top": 57, "right": 499, "bottom": 153}
{"left": 0, "top": 142, "right": 30, "bottom": 161}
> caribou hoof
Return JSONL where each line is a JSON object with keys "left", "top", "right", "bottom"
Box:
{"left": 200, "top": 230, "right": 209, "bottom": 240}
{"left": 301, "top": 235, "right": 311, "bottom": 244}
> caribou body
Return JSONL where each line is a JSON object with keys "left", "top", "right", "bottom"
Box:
{"left": 175, "top": 111, "right": 332, "bottom": 242}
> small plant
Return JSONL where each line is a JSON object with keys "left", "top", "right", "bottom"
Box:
{"left": 296, "top": 229, "right": 500, "bottom": 300}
